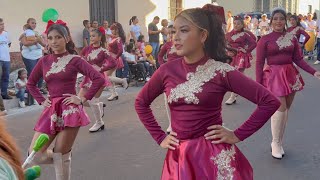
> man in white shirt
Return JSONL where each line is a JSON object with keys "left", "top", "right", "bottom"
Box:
{"left": 0, "top": 18, "right": 9, "bottom": 115}
{"left": 226, "top": 11, "right": 234, "bottom": 33}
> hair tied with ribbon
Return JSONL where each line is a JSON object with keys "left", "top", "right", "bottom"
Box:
{"left": 98, "top": 26, "right": 105, "bottom": 34}
{"left": 45, "top": 19, "right": 67, "bottom": 34}
{"left": 202, "top": 4, "right": 226, "bottom": 24}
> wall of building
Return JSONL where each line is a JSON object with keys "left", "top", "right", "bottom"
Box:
{"left": 215, "top": 0, "right": 254, "bottom": 15}
{"left": 0, "top": 0, "right": 90, "bottom": 52}
{"left": 297, "top": 0, "right": 320, "bottom": 15}
{"left": 117, "top": 0, "right": 211, "bottom": 42}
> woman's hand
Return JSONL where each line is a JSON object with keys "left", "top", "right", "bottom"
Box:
{"left": 238, "top": 48, "right": 246, "bottom": 53}
{"left": 41, "top": 98, "right": 51, "bottom": 107}
{"left": 314, "top": 71, "right": 320, "bottom": 79}
{"left": 160, "top": 131, "right": 179, "bottom": 150}
{"left": 62, "top": 94, "right": 82, "bottom": 105}
{"left": 204, "top": 125, "right": 240, "bottom": 144}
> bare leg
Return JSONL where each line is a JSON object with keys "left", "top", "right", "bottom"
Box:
{"left": 53, "top": 127, "right": 80, "bottom": 180}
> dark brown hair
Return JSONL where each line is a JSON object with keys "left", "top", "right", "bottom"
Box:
{"left": 110, "top": 22, "right": 126, "bottom": 43}
{"left": 91, "top": 28, "right": 107, "bottom": 48}
{"left": 0, "top": 120, "right": 24, "bottom": 180}
{"left": 47, "top": 24, "right": 78, "bottom": 54}
{"left": 290, "top": 15, "right": 301, "bottom": 27}
{"left": 175, "top": 8, "right": 231, "bottom": 63}
{"left": 270, "top": 8, "right": 287, "bottom": 30}
{"left": 27, "top": 18, "right": 36, "bottom": 23}
{"left": 129, "top": 16, "right": 137, "bottom": 25}
{"left": 0, "top": 18, "right": 3, "bottom": 23}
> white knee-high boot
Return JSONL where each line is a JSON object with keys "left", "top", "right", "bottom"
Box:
{"left": 164, "top": 94, "right": 172, "bottom": 133}
{"left": 89, "top": 98, "right": 105, "bottom": 132}
{"left": 279, "top": 109, "right": 288, "bottom": 155}
{"left": 53, "top": 151, "right": 71, "bottom": 180}
{"left": 225, "top": 92, "right": 237, "bottom": 105}
{"left": 271, "top": 110, "right": 286, "bottom": 159}
{"left": 107, "top": 86, "right": 119, "bottom": 101}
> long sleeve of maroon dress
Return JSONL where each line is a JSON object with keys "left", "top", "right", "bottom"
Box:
{"left": 27, "top": 53, "right": 105, "bottom": 104}
{"left": 135, "top": 57, "right": 280, "bottom": 145}
{"left": 226, "top": 30, "right": 257, "bottom": 53}
{"left": 158, "top": 42, "right": 170, "bottom": 65}
{"left": 82, "top": 46, "right": 116, "bottom": 72}
{"left": 108, "top": 38, "right": 123, "bottom": 59}
{"left": 256, "top": 31, "right": 316, "bottom": 84}
{"left": 288, "top": 26, "right": 310, "bottom": 45}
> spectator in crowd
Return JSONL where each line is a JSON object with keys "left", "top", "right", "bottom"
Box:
{"left": 0, "top": 18, "right": 12, "bottom": 100}
{"left": 20, "top": 18, "right": 47, "bottom": 104}
{"left": 103, "top": 20, "right": 112, "bottom": 43}
{"left": 0, "top": 18, "right": 9, "bottom": 115}
{"left": 129, "top": 16, "right": 142, "bottom": 44}
{"left": 287, "top": 12, "right": 292, "bottom": 28}
{"left": 15, "top": 69, "right": 27, "bottom": 108}
{"left": 226, "top": 10, "right": 234, "bottom": 32}
{"left": 148, "top": 16, "right": 161, "bottom": 60}
{"left": 83, "top": 20, "right": 91, "bottom": 47}
{"left": 91, "top": 20, "right": 99, "bottom": 29}
{"left": 160, "top": 19, "right": 169, "bottom": 43}
{"left": 305, "top": 13, "right": 317, "bottom": 60}
{"left": 315, "top": 16, "right": 320, "bottom": 65}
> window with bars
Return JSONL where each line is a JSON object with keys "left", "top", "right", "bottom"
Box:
{"left": 169, "top": 0, "right": 183, "bottom": 20}
{"left": 89, "top": 0, "right": 115, "bottom": 25}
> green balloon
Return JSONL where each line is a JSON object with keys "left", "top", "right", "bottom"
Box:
{"left": 42, "top": 8, "right": 59, "bottom": 22}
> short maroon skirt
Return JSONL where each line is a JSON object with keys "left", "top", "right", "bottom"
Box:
{"left": 34, "top": 97, "right": 90, "bottom": 135}
{"left": 161, "top": 136, "right": 253, "bottom": 180}
{"left": 230, "top": 52, "right": 252, "bottom": 70}
{"left": 79, "top": 72, "right": 111, "bottom": 89}
{"left": 263, "top": 64, "right": 304, "bottom": 97}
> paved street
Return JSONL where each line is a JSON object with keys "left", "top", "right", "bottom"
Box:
{"left": 4, "top": 59, "right": 320, "bottom": 180}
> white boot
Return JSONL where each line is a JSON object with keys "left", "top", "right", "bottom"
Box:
{"left": 271, "top": 111, "right": 286, "bottom": 159}
{"left": 89, "top": 99, "right": 105, "bottom": 133}
{"left": 225, "top": 92, "right": 237, "bottom": 105}
{"left": 164, "top": 94, "right": 172, "bottom": 133}
{"left": 109, "top": 76, "right": 128, "bottom": 89}
{"left": 107, "top": 86, "right": 119, "bottom": 101}
{"left": 279, "top": 110, "right": 288, "bottom": 156}
{"left": 53, "top": 151, "right": 71, "bottom": 180}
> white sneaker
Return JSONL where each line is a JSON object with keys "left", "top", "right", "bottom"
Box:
{"left": 19, "top": 101, "right": 26, "bottom": 108}
{"left": 314, "top": 60, "right": 320, "bottom": 65}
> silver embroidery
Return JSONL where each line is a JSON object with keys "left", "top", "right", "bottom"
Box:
{"left": 83, "top": 81, "right": 92, "bottom": 88}
{"left": 169, "top": 46, "right": 177, "bottom": 54}
{"left": 276, "top": 33, "right": 294, "bottom": 50}
{"left": 62, "top": 107, "right": 80, "bottom": 117}
{"left": 168, "top": 59, "right": 235, "bottom": 104}
{"left": 50, "top": 113, "right": 64, "bottom": 127}
{"left": 87, "top": 47, "right": 109, "bottom": 61}
{"left": 211, "top": 145, "right": 236, "bottom": 180}
{"left": 46, "top": 55, "right": 79, "bottom": 77}
{"left": 231, "top": 32, "right": 245, "bottom": 41}
{"left": 290, "top": 74, "right": 303, "bottom": 91}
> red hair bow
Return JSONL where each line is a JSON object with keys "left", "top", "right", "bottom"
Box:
{"left": 98, "top": 26, "right": 105, "bottom": 34}
{"left": 45, "top": 20, "right": 67, "bottom": 34}
{"left": 202, "top": 4, "right": 226, "bottom": 24}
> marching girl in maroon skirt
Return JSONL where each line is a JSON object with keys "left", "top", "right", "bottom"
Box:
{"left": 256, "top": 8, "right": 320, "bottom": 159}
{"left": 105, "top": 22, "right": 128, "bottom": 101}
{"left": 135, "top": 6, "right": 280, "bottom": 180}
{"left": 287, "top": 15, "right": 310, "bottom": 46}
{"left": 26, "top": 21, "right": 105, "bottom": 179}
{"left": 79, "top": 27, "right": 116, "bottom": 132}
{"left": 225, "top": 17, "right": 257, "bottom": 105}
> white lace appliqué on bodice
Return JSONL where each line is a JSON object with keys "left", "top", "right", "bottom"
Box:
{"left": 46, "top": 55, "right": 79, "bottom": 77}
{"left": 231, "top": 32, "right": 245, "bottom": 41}
{"left": 276, "top": 33, "right": 294, "bottom": 50}
{"left": 87, "top": 47, "right": 109, "bottom": 61}
{"left": 168, "top": 59, "right": 235, "bottom": 104}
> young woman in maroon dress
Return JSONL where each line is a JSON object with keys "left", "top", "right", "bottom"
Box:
{"left": 256, "top": 8, "right": 320, "bottom": 159}
{"left": 78, "top": 27, "right": 116, "bottom": 132}
{"left": 287, "top": 15, "right": 310, "bottom": 46}
{"left": 105, "top": 22, "right": 128, "bottom": 101}
{"left": 26, "top": 22, "right": 105, "bottom": 179}
{"left": 225, "top": 17, "right": 257, "bottom": 105}
{"left": 135, "top": 6, "right": 280, "bottom": 179}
